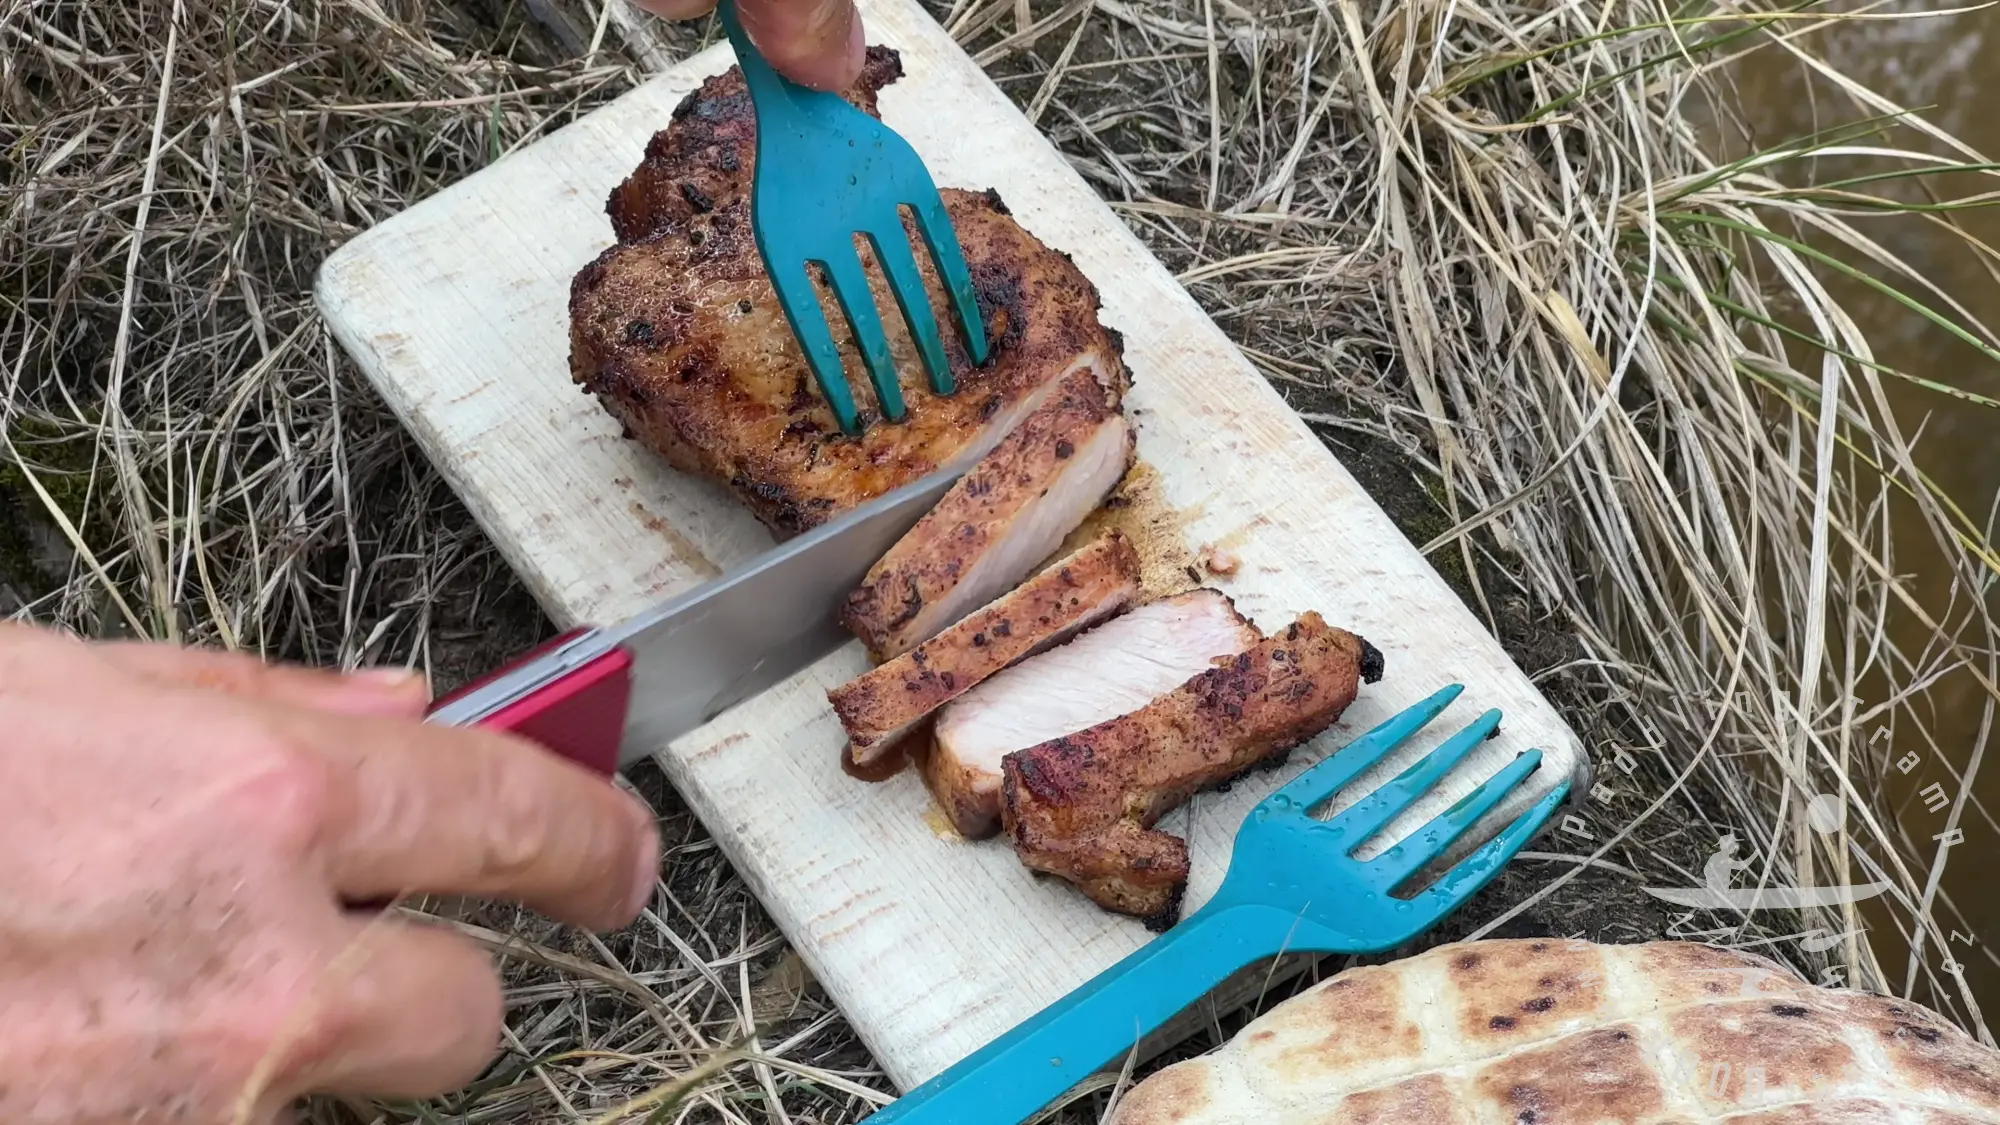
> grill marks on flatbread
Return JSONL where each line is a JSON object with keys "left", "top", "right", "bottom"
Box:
{"left": 1110, "top": 938, "right": 2000, "bottom": 1125}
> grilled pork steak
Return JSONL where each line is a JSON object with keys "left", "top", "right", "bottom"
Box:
{"left": 568, "top": 48, "right": 1128, "bottom": 537}
{"left": 830, "top": 531, "right": 1143, "bottom": 777}
{"left": 1000, "top": 613, "right": 1381, "bottom": 927}
{"left": 840, "top": 362, "right": 1133, "bottom": 660}
{"left": 924, "top": 588, "right": 1262, "bottom": 839}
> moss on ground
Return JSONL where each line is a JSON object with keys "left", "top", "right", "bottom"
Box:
{"left": 0, "top": 417, "right": 100, "bottom": 609}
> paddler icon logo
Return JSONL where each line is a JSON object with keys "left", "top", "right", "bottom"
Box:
{"left": 1641, "top": 792, "right": 1890, "bottom": 919}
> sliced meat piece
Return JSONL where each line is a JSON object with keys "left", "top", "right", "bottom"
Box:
{"left": 924, "top": 588, "right": 1262, "bottom": 840}
{"left": 568, "top": 49, "right": 1129, "bottom": 537}
{"left": 840, "top": 361, "right": 1134, "bottom": 660}
{"left": 829, "top": 531, "right": 1144, "bottom": 778}
{"left": 1000, "top": 612, "right": 1382, "bottom": 928}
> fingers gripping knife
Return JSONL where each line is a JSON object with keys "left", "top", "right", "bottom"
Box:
{"left": 859, "top": 686, "right": 1573, "bottom": 1125}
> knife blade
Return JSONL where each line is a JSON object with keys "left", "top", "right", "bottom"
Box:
{"left": 425, "top": 460, "right": 975, "bottom": 776}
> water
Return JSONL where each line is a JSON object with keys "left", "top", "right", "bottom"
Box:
{"left": 1721, "top": 6, "right": 2000, "bottom": 1022}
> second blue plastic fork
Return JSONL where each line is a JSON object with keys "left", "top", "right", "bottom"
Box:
{"left": 860, "top": 683, "right": 1573, "bottom": 1124}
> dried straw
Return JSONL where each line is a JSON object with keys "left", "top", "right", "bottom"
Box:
{"left": 4, "top": 0, "right": 1998, "bottom": 1121}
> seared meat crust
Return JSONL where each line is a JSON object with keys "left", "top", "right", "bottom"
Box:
{"left": 839, "top": 362, "right": 1133, "bottom": 659}
{"left": 830, "top": 530, "right": 1142, "bottom": 776}
{"left": 569, "top": 48, "right": 1127, "bottom": 536}
{"left": 926, "top": 587, "right": 1263, "bottom": 840}
{"left": 999, "top": 613, "right": 1375, "bottom": 927}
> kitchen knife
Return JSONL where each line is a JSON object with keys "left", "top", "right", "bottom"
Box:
{"left": 425, "top": 459, "right": 977, "bottom": 776}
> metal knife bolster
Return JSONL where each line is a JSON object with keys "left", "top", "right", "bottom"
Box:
{"left": 426, "top": 627, "right": 633, "bottom": 777}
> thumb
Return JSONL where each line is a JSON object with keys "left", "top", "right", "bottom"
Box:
{"left": 631, "top": 0, "right": 865, "bottom": 92}
{"left": 736, "top": 0, "right": 865, "bottom": 91}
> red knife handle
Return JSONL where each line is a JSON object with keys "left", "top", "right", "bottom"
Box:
{"left": 427, "top": 627, "right": 635, "bottom": 778}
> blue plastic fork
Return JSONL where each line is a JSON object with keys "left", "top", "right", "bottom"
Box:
{"left": 861, "top": 683, "right": 1573, "bottom": 1124}
{"left": 716, "top": 0, "right": 991, "bottom": 436}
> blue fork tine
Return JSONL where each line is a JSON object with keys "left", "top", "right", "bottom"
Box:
{"left": 867, "top": 227, "right": 957, "bottom": 397}
{"left": 1413, "top": 781, "right": 1569, "bottom": 909}
{"left": 906, "top": 193, "right": 990, "bottom": 374}
{"left": 1319, "top": 706, "right": 1501, "bottom": 849}
{"left": 857, "top": 686, "right": 1572, "bottom": 1125}
{"left": 1265, "top": 682, "right": 1464, "bottom": 810}
{"left": 718, "top": 0, "right": 990, "bottom": 435}
{"left": 1374, "top": 747, "right": 1548, "bottom": 890}
{"left": 819, "top": 254, "right": 907, "bottom": 421}
{"left": 764, "top": 260, "right": 870, "bottom": 429}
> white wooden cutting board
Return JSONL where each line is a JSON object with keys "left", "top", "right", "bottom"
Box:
{"left": 315, "top": 0, "right": 1591, "bottom": 1093}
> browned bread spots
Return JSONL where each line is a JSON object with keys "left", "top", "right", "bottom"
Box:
{"left": 1108, "top": 938, "right": 2000, "bottom": 1125}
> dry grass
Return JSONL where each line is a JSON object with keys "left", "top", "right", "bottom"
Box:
{"left": 4, "top": 0, "right": 2000, "bottom": 1121}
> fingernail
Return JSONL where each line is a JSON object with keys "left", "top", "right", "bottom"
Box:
{"left": 627, "top": 796, "right": 661, "bottom": 919}
{"left": 348, "top": 660, "right": 430, "bottom": 696}
{"left": 351, "top": 666, "right": 424, "bottom": 692}
{"left": 783, "top": 1, "right": 863, "bottom": 91}
{"left": 332, "top": 667, "right": 431, "bottom": 715}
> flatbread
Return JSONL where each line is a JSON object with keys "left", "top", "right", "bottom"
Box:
{"left": 1109, "top": 938, "right": 2000, "bottom": 1124}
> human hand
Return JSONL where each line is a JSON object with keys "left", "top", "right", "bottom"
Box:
{"left": 0, "top": 622, "right": 661, "bottom": 1123}
{"left": 632, "top": 0, "right": 864, "bottom": 91}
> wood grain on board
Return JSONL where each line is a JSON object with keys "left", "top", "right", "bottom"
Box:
{"left": 314, "top": 0, "right": 1591, "bottom": 1093}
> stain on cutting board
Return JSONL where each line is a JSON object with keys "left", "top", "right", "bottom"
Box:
{"left": 1059, "top": 459, "right": 1203, "bottom": 599}
{"left": 629, "top": 499, "right": 722, "bottom": 581}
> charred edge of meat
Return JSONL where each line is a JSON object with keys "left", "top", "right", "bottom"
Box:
{"left": 1140, "top": 882, "right": 1187, "bottom": 934}
{"left": 1102, "top": 325, "right": 1125, "bottom": 363}
{"left": 1207, "top": 746, "right": 1303, "bottom": 794}
{"left": 726, "top": 474, "right": 832, "bottom": 540}
{"left": 1358, "top": 636, "right": 1385, "bottom": 683}
{"left": 840, "top": 720, "right": 925, "bottom": 782}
